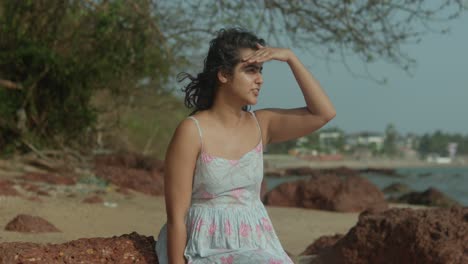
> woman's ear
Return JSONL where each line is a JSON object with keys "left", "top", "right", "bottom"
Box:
{"left": 217, "top": 70, "right": 229, "bottom": 84}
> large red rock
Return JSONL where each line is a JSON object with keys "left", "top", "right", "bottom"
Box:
{"left": 4, "top": 214, "right": 61, "bottom": 233}
{"left": 264, "top": 175, "right": 388, "bottom": 212}
{"left": 94, "top": 153, "right": 164, "bottom": 196}
{"left": 283, "top": 166, "right": 359, "bottom": 177}
{"left": 396, "top": 187, "right": 460, "bottom": 208}
{"left": 260, "top": 179, "right": 268, "bottom": 200}
{"left": 0, "top": 232, "right": 158, "bottom": 263}
{"left": 307, "top": 207, "right": 468, "bottom": 264}
{"left": 300, "top": 234, "right": 344, "bottom": 256}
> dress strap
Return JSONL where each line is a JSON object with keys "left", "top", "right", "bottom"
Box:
{"left": 249, "top": 111, "right": 262, "bottom": 140}
{"left": 187, "top": 116, "right": 203, "bottom": 149}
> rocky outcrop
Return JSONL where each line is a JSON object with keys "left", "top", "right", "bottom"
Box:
{"left": 395, "top": 187, "right": 460, "bottom": 208}
{"left": 94, "top": 153, "right": 164, "bottom": 196}
{"left": 300, "top": 234, "right": 344, "bottom": 256}
{"left": 0, "top": 232, "right": 158, "bottom": 264}
{"left": 382, "top": 182, "right": 412, "bottom": 195}
{"left": 306, "top": 207, "right": 468, "bottom": 264}
{"left": 359, "top": 167, "right": 398, "bottom": 176}
{"left": 4, "top": 214, "right": 61, "bottom": 233}
{"left": 266, "top": 166, "right": 359, "bottom": 178}
{"left": 264, "top": 175, "right": 388, "bottom": 212}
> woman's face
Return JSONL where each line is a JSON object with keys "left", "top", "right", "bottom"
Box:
{"left": 221, "top": 48, "right": 264, "bottom": 106}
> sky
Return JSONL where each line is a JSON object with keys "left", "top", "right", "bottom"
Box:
{"left": 252, "top": 12, "right": 468, "bottom": 135}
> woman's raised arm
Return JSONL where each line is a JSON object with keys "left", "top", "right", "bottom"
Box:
{"left": 243, "top": 44, "right": 336, "bottom": 144}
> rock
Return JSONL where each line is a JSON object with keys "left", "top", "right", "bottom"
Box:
{"left": 359, "top": 167, "right": 399, "bottom": 176}
{"left": 262, "top": 181, "right": 300, "bottom": 207}
{"left": 94, "top": 153, "right": 164, "bottom": 196}
{"left": 396, "top": 187, "right": 460, "bottom": 208}
{"left": 307, "top": 207, "right": 468, "bottom": 264}
{"left": 300, "top": 234, "right": 344, "bottom": 256}
{"left": 324, "top": 167, "right": 359, "bottom": 177}
{"left": 283, "top": 166, "right": 321, "bottom": 176}
{"left": 4, "top": 214, "right": 61, "bottom": 233}
{"left": 283, "top": 166, "right": 359, "bottom": 177}
{"left": 264, "top": 169, "right": 286, "bottom": 177}
{"left": 0, "top": 232, "right": 158, "bottom": 264}
{"left": 36, "top": 190, "right": 50, "bottom": 196}
{"left": 82, "top": 195, "right": 104, "bottom": 204}
{"left": 264, "top": 175, "right": 388, "bottom": 212}
{"left": 0, "top": 179, "right": 20, "bottom": 196}
{"left": 18, "top": 173, "right": 76, "bottom": 185}
{"left": 260, "top": 179, "right": 268, "bottom": 200}
{"left": 382, "top": 182, "right": 412, "bottom": 195}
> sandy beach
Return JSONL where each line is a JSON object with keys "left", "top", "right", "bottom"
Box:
{"left": 0, "top": 189, "right": 361, "bottom": 257}
{"left": 0, "top": 187, "right": 425, "bottom": 261}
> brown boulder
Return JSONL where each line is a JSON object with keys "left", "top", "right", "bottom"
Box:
{"left": 264, "top": 169, "right": 286, "bottom": 177}
{"left": 284, "top": 166, "right": 359, "bottom": 177}
{"left": 283, "top": 166, "right": 322, "bottom": 176}
{"left": 300, "top": 234, "right": 344, "bottom": 256}
{"left": 396, "top": 187, "right": 460, "bottom": 208}
{"left": 260, "top": 179, "right": 268, "bottom": 200}
{"left": 264, "top": 175, "right": 388, "bottom": 212}
{"left": 94, "top": 153, "right": 164, "bottom": 196}
{"left": 0, "top": 232, "right": 158, "bottom": 263}
{"left": 308, "top": 207, "right": 468, "bottom": 264}
{"left": 4, "top": 214, "right": 61, "bottom": 233}
{"left": 263, "top": 181, "right": 300, "bottom": 207}
{"left": 382, "top": 182, "right": 412, "bottom": 195}
{"left": 359, "top": 167, "right": 399, "bottom": 176}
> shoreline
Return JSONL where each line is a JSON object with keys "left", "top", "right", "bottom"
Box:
{"left": 264, "top": 154, "right": 468, "bottom": 169}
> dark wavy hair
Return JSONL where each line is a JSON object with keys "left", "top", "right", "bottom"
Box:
{"left": 178, "top": 28, "right": 266, "bottom": 115}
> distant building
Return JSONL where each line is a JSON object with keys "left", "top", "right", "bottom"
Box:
{"left": 346, "top": 131, "right": 385, "bottom": 150}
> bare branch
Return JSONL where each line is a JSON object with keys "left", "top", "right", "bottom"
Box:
{"left": 0, "top": 79, "right": 23, "bottom": 90}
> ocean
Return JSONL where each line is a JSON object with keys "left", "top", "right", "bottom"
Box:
{"left": 264, "top": 166, "right": 468, "bottom": 206}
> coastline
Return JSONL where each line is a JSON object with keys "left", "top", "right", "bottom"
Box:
{"left": 264, "top": 154, "right": 468, "bottom": 169}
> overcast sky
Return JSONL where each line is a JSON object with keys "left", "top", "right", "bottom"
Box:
{"left": 252, "top": 13, "right": 468, "bottom": 135}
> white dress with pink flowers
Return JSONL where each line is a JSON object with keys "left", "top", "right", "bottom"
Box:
{"left": 156, "top": 111, "right": 293, "bottom": 264}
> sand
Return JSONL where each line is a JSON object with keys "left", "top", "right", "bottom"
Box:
{"left": 0, "top": 190, "right": 361, "bottom": 257}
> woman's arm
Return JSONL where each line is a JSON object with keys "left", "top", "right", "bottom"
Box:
{"left": 164, "top": 119, "right": 199, "bottom": 264}
{"left": 243, "top": 44, "right": 336, "bottom": 144}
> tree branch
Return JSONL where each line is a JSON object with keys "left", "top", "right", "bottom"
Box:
{"left": 0, "top": 79, "right": 23, "bottom": 90}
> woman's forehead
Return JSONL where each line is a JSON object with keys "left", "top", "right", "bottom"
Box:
{"left": 238, "top": 48, "right": 256, "bottom": 57}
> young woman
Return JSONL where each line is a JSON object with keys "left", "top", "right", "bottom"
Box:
{"left": 156, "top": 28, "right": 336, "bottom": 264}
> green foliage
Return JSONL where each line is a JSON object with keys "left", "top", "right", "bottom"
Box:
{"left": 120, "top": 90, "right": 189, "bottom": 159}
{"left": 0, "top": 0, "right": 173, "bottom": 155}
{"left": 383, "top": 123, "right": 399, "bottom": 157}
{"left": 418, "top": 131, "right": 468, "bottom": 157}
{"left": 265, "top": 139, "right": 297, "bottom": 154}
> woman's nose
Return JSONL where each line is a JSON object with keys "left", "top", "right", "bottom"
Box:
{"left": 256, "top": 73, "right": 263, "bottom": 85}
